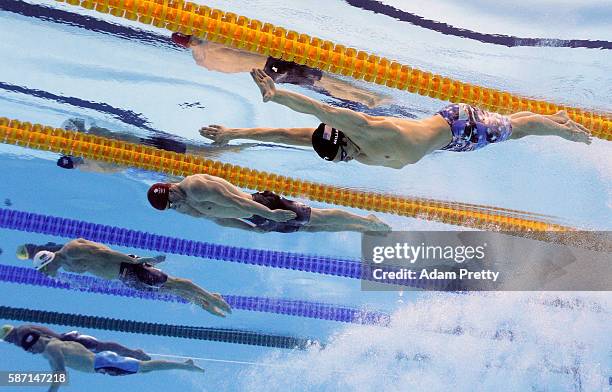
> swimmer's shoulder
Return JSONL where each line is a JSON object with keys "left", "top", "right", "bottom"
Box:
{"left": 62, "top": 238, "right": 99, "bottom": 256}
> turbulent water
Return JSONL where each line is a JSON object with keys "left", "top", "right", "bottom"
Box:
{"left": 244, "top": 292, "right": 611, "bottom": 392}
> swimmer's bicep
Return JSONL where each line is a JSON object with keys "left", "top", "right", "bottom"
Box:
{"left": 316, "top": 104, "right": 370, "bottom": 132}
{"left": 255, "top": 127, "right": 314, "bottom": 146}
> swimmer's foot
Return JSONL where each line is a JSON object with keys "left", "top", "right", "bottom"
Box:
{"left": 548, "top": 110, "right": 592, "bottom": 144}
{"left": 197, "top": 301, "right": 226, "bottom": 317}
{"left": 548, "top": 110, "right": 570, "bottom": 124}
{"left": 184, "top": 359, "right": 206, "bottom": 373}
{"left": 131, "top": 349, "right": 151, "bottom": 361}
{"left": 212, "top": 293, "right": 232, "bottom": 313}
{"left": 196, "top": 295, "right": 230, "bottom": 317}
{"left": 366, "top": 214, "right": 391, "bottom": 232}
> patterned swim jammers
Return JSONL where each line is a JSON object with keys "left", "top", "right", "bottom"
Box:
{"left": 437, "top": 103, "right": 513, "bottom": 152}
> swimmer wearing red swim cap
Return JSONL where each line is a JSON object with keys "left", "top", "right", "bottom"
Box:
{"left": 147, "top": 183, "right": 172, "bottom": 210}
{"left": 170, "top": 33, "right": 388, "bottom": 108}
{"left": 146, "top": 174, "right": 390, "bottom": 233}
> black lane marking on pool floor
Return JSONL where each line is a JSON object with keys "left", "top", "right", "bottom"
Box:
{"left": 344, "top": 0, "right": 612, "bottom": 49}
{"left": 0, "top": 81, "right": 159, "bottom": 133}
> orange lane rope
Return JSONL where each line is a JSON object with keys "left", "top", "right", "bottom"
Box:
{"left": 55, "top": 0, "right": 611, "bottom": 140}
{"left": 0, "top": 117, "right": 574, "bottom": 231}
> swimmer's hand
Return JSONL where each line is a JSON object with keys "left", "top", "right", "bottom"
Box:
{"left": 199, "top": 124, "right": 233, "bottom": 145}
{"left": 148, "top": 255, "right": 166, "bottom": 265}
{"left": 184, "top": 359, "right": 206, "bottom": 373}
{"left": 267, "top": 209, "right": 297, "bottom": 222}
{"left": 198, "top": 292, "right": 232, "bottom": 318}
{"left": 250, "top": 68, "right": 276, "bottom": 102}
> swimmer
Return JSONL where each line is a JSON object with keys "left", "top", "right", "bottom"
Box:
{"left": 200, "top": 69, "right": 592, "bottom": 169}
{"left": 30, "top": 239, "right": 231, "bottom": 317}
{"left": 146, "top": 174, "right": 390, "bottom": 233}
{"left": 1, "top": 326, "right": 204, "bottom": 392}
{"left": 16, "top": 242, "right": 64, "bottom": 260}
{"left": 172, "top": 33, "right": 389, "bottom": 108}
{"left": 2, "top": 324, "right": 150, "bottom": 360}
{"left": 56, "top": 155, "right": 123, "bottom": 173}
{"left": 56, "top": 118, "right": 259, "bottom": 174}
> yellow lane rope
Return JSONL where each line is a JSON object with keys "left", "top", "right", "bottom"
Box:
{"left": 0, "top": 117, "right": 574, "bottom": 231}
{"left": 55, "top": 0, "right": 611, "bottom": 141}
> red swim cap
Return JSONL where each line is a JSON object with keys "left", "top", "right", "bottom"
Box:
{"left": 171, "top": 33, "right": 192, "bottom": 49}
{"left": 147, "top": 183, "right": 171, "bottom": 210}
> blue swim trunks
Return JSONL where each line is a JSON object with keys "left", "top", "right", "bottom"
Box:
{"left": 94, "top": 351, "right": 140, "bottom": 376}
{"left": 437, "top": 104, "right": 513, "bottom": 152}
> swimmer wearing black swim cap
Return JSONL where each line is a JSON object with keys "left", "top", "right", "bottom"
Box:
{"left": 200, "top": 69, "right": 592, "bottom": 169}
{"left": 311, "top": 123, "right": 362, "bottom": 162}
{"left": 57, "top": 156, "right": 81, "bottom": 169}
{"left": 1, "top": 325, "right": 205, "bottom": 390}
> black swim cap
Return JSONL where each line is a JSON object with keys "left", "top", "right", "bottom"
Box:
{"left": 312, "top": 123, "right": 345, "bottom": 161}
{"left": 20, "top": 331, "right": 40, "bottom": 352}
{"left": 57, "top": 155, "right": 75, "bottom": 169}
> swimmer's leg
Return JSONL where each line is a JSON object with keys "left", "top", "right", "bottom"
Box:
{"left": 300, "top": 224, "right": 379, "bottom": 233}
{"left": 507, "top": 111, "right": 534, "bottom": 120}
{"left": 509, "top": 111, "right": 591, "bottom": 143}
{"left": 307, "top": 209, "right": 391, "bottom": 232}
{"left": 162, "top": 277, "right": 231, "bottom": 317}
{"left": 71, "top": 333, "right": 149, "bottom": 360}
{"left": 316, "top": 75, "right": 391, "bottom": 108}
{"left": 138, "top": 359, "right": 205, "bottom": 374}
{"left": 93, "top": 341, "right": 151, "bottom": 361}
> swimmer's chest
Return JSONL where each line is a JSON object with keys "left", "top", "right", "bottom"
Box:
{"left": 351, "top": 131, "right": 407, "bottom": 168}
{"left": 64, "top": 258, "right": 119, "bottom": 278}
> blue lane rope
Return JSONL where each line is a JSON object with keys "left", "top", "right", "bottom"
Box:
{"left": 0, "top": 305, "right": 318, "bottom": 350}
{"left": 0, "top": 264, "right": 391, "bottom": 326}
{"left": 0, "top": 208, "right": 443, "bottom": 289}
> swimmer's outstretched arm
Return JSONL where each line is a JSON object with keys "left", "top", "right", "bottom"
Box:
{"left": 250, "top": 69, "right": 372, "bottom": 132}
{"left": 42, "top": 341, "right": 66, "bottom": 392}
{"left": 200, "top": 124, "right": 313, "bottom": 146}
